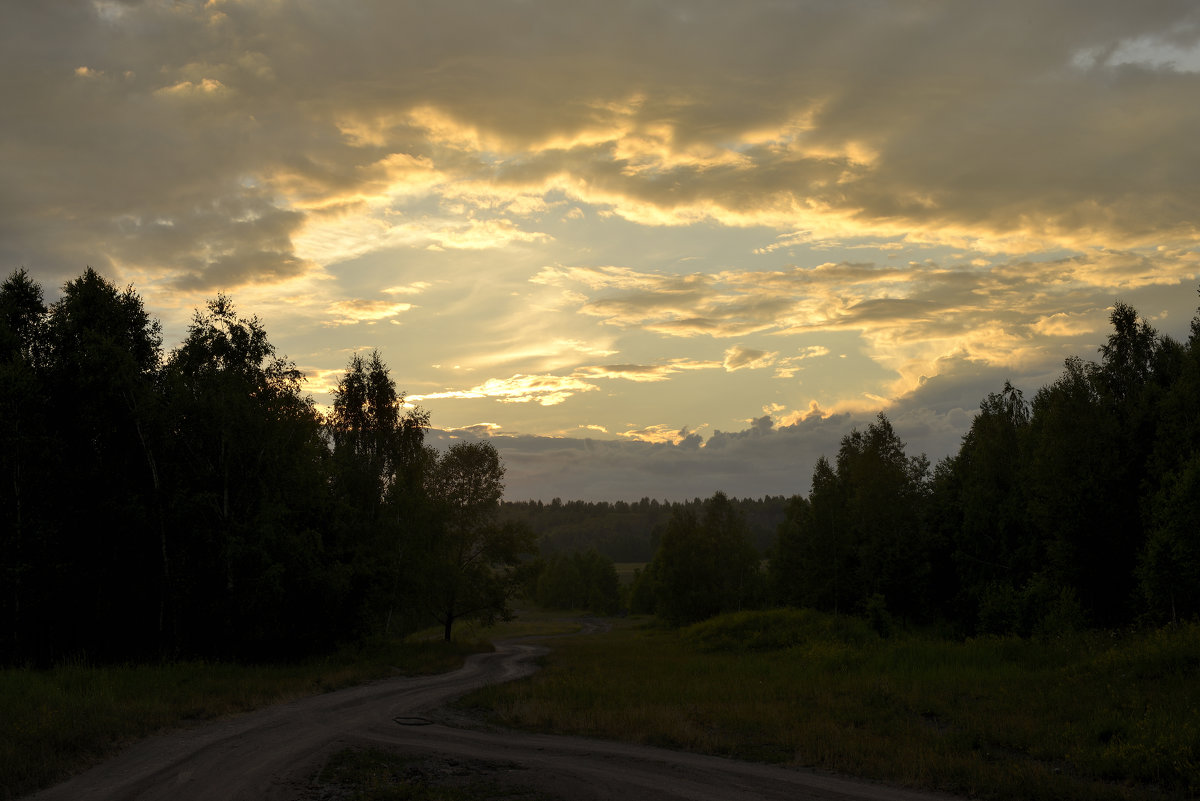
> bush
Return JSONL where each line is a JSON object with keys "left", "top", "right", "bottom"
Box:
{"left": 682, "top": 607, "right": 877, "bottom": 653}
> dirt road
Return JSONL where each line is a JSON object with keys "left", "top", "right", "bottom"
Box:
{"left": 27, "top": 636, "right": 963, "bottom": 801}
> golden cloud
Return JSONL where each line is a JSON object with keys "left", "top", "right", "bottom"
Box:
{"left": 324, "top": 298, "right": 415, "bottom": 326}
{"left": 409, "top": 373, "right": 599, "bottom": 406}
{"left": 723, "top": 345, "right": 777, "bottom": 371}
{"left": 575, "top": 358, "right": 721, "bottom": 382}
{"left": 619, "top": 424, "right": 698, "bottom": 445}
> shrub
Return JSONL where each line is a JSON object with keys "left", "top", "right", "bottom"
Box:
{"left": 682, "top": 608, "right": 877, "bottom": 653}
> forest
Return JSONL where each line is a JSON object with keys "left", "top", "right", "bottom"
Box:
{"left": 3, "top": 267, "right": 1199, "bottom": 667}
{"left": 501, "top": 495, "right": 789, "bottom": 561}
{"left": 627, "top": 294, "right": 1200, "bottom": 635}
{"left": 0, "top": 268, "right": 535, "bottom": 664}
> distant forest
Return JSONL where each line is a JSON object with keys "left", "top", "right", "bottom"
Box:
{"left": 3, "top": 267, "right": 1199, "bottom": 666}
{"left": 501, "top": 495, "right": 790, "bottom": 562}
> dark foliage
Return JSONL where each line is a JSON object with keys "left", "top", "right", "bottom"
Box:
{"left": 635, "top": 491, "right": 764, "bottom": 625}
{"left": 771, "top": 294, "right": 1200, "bottom": 634}
{"left": 533, "top": 549, "right": 621, "bottom": 615}
{"left": 0, "top": 270, "right": 530, "bottom": 664}
{"left": 501, "top": 494, "right": 788, "bottom": 562}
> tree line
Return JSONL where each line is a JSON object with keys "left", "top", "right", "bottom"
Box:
{"left": 500, "top": 495, "right": 788, "bottom": 562}
{"left": 0, "top": 268, "right": 534, "bottom": 664}
{"left": 633, "top": 296, "right": 1200, "bottom": 634}
{"left": 6, "top": 267, "right": 1195, "bottom": 656}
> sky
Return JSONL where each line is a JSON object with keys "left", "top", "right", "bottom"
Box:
{"left": 4, "top": 1, "right": 1200, "bottom": 501}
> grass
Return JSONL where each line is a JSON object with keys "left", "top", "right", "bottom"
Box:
{"left": 0, "top": 607, "right": 586, "bottom": 800}
{"left": 0, "top": 637, "right": 489, "bottom": 800}
{"left": 459, "top": 609, "right": 1200, "bottom": 801}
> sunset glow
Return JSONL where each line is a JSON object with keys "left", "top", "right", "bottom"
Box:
{"left": 6, "top": 1, "right": 1199, "bottom": 499}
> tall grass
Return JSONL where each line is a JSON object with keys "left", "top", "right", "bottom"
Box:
{"left": 460, "top": 610, "right": 1200, "bottom": 801}
{"left": 0, "top": 638, "right": 487, "bottom": 800}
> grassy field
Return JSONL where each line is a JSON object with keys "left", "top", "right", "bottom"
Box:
{"left": 9, "top": 608, "right": 1198, "bottom": 801}
{"left": 459, "top": 608, "right": 1200, "bottom": 801}
{"left": 0, "top": 609, "right": 588, "bottom": 800}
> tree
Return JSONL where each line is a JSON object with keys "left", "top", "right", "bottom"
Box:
{"left": 326, "top": 350, "right": 430, "bottom": 635}
{"left": 39, "top": 268, "right": 165, "bottom": 659}
{"left": 536, "top": 550, "right": 620, "bottom": 614}
{"left": 1099, "top": 301, "right": 1159, "bottom": 405}
{"left": 769, "top": 415, "right": 933, "bottom": 623}
{"left": 161, "top": 295, "right": 331, "bottom": 656}
{"left": 833, "top": 414, "right": 932, "bottom": 620}
{"left": 768, "top": 495, "right": 812, "bottom": 608}
{"left": 651, "top": 491, "right": 762, "bottom": 625}
{"left": 770, "top": 456, "right": 848, "bottom": 613}
{"left": 421, "top": 441, "right": 536, "bottom": 641}
{"left": 328, "top": 350, "right": 429, "bottom": 502}
{"left": 0, "top": 270, "right": 49, "bottom": 660}
{"left": 1138, "top": 294, "right": 1200, "bottom": 622}
{"left": 949, "top": 382, "right": 1036, "bottom": 630}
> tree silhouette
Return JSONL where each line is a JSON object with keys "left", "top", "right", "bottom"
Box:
{"left": 161, "top": 295, "right": 329, "bottom": 656}
{"left": 421, "top": 441, "right": 535, "bottom": 641}
{"left": 327, "top": 350, "right": 430, "bottom": 636}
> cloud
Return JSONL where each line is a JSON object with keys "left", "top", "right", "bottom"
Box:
{"left": 383, "top": 281, "right": 432, "bottom": 295}
{"left": 1030, "top": 311, "right": 1099, "bottom": 338}
{"left": 447, "top": 422, "right": 504, "bottom": 437}
{"left": 619, "top": 424, "right": 698, "bottom": 445}
{"left": 723, "top": 345, "right": 777, "bottom": 371}
{"left": 452, "top": 358, "right": 1056, "bottom": 501}
{"left": 539, "top": 251, "right": 1199, "bottom": 400}
{"left": 7, "top": 0, "right": 1200, "bottom": 488}
{"left": 575, "top": 358, "right": 720, "bottom": 382}
{"left": 435, "top": 409, "right": 853, "bottom": 501}
{"left": 325, "top": 298, "right": 415, "bottom": 326}
{"left": 409, "top": 373, "right": 599, "bottom": 406}
{"left": 418, "top": 357, "right": 722, "bottom": 411}
{"left": 8, "top": 2, "right": 1200, "bottom": 297}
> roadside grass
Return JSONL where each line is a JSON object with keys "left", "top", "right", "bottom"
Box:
{"left": 459, "top": 609, "right": 1200, "bottom": 801}
{"left": 310, "top": 746, "right": 563, "bottom": 800}
{"left": 0, "top": 637, "right": 489, "bottom": 801}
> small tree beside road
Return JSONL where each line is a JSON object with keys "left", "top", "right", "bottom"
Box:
{"left": 421, "top": 441, "right": 536, "bottom": 641}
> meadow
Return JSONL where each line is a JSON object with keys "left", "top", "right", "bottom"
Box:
{"left": 0, "top": 610, "right": 588, "bottom": 800}
{"left": 6, "top": 608, "right": 1198, "bottom": 801}
{"left": 459, "top": 609, "right": 1200, "bottom": 801}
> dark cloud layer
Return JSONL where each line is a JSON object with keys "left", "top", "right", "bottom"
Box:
{"left": 6, "top": 1, "right": 1200, "bottom": 289}
{"left": 434, "top": 358, "right": 1045, "bottom": 501}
